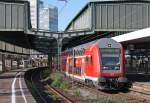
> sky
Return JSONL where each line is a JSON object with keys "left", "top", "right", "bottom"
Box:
{"left": 42, "top": 0, "right": 89, "bottom": 31}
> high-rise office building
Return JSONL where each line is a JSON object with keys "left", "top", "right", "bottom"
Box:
{"left": 39, "top": 5, "right": 58, "bottom": 31}
{"left": 16, "top": 0, "right": 58, "bottom": 31}
{"left": 27, "top": 0, "right": 43, "bottom": 29}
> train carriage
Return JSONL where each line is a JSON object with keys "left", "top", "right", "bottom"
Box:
{"left": 61, "top": 38, "right": 131, "bottom": 90}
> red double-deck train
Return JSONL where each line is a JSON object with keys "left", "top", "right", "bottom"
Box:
{"left": 61, "top": 38, "right": 131, "bottom": 90}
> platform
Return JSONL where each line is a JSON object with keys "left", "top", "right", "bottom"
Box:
{"left": 0, "top": 68, "right": 36, "bottom": 103}
{"left": 127, "top": 73, "right": 150, "bottom": 82}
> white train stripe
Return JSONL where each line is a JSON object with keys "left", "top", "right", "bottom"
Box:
{"left": 67, "top": 55, "right": 91, "bottom": 59}
{"left": 66, "top": 73, "right": 98, "bottom": 82}
{"left": 84, "top": 76, "right": 98, "bottom": 81}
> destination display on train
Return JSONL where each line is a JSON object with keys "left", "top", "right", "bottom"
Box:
{"left": 101, "top": 48, "right": 120, "bottom": 54}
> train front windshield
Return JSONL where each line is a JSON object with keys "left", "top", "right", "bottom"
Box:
{"left": 100, "top": 48, "right": 121, "bottom": 71}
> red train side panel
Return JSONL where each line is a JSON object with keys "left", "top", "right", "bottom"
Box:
{"left": 61, "top": 38, "right": 131, "bottom": 90}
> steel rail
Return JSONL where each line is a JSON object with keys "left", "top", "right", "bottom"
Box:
{"left": 46, "top": 85, "right": 73, "bottom": 103}
{"left": 39, "top": 70, "right": 73, "bottom": 103}
{"left": 69, "top": 79, "right": 150, "bottom": 103}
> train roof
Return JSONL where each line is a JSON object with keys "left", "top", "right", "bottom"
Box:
{"left": 68, "top": 38, "right": 121, "bottom": 50}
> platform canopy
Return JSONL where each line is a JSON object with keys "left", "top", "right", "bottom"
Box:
{"left": 112, "top": 28, "right": 150, "bottom": 44}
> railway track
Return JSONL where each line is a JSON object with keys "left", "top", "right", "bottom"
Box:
{"left": 128, "top": 84, "right": 150, "bottom": 103}
{"left": 130, "top": 88, "right": 150, "bottom": 95}
{"left": 24, "top": 68, "right": 48, "bottom": 103}
{"left": 70, "top": 79, "right": 150, "bottom": 103}
{"left": 45, "top": 85, "right": 73, "bottom": 103}
{"left": 30, "top": 69, "right": 48, "bottom": 103}
{"left": 26, "top": 69, "right": 150, "bottom": 103}
{"left": 39, "top": 70, "right": 74, "bottom": 103}
{"left": 132, "top": 83, "right": 150, "bottom": 95}
{"left": 25, "top": 68, "right": 74, "bottom": 103}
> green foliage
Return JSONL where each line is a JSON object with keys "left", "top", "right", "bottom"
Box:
{"left": 51, "top": 94, "right": 58, "bottom": 101}
{"left": 74, "top": 89, "right": 81, "bottom": 97}
{"left": 60, "top": 81, "right": 70, "bottom": 90}
{"left": 51, "top": 73, "right": 63, "bottom": 87}
{"left": 50, "top": 73, "right": 63, "bottom": 81}
{"left": 51, "top": 79, "right": 61, "bottom": 87}
{"left": 44, "top": 91, "right": 58, "bottom": 101}
{"left": 50, "top": 72, "right": 70, "bottom": 90}
{"left": 41, "top": 69, "right": 52, "bottom": 83}
{"left": 42, "top": 69, "right": 51, "bottom": 79}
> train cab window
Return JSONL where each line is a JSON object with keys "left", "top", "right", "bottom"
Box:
{"left": 100, "top": 48, "right": 121, "bottom": 70}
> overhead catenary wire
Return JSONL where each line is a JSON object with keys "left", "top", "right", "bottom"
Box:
{"left": 57, "top": 0, "right": 71, "bottom": 31}
{"left": 58, "top": 0, "right": 71, "bottom": 15}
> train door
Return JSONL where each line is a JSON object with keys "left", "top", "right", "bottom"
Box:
{"left": 66, "top": 58, "right": 70, "bottom": 75}
{"left": 68, "top": 58, "right": 73, "bottom": 74}
{"left": 81, "top": 58, "right": 85, "bottom": 80}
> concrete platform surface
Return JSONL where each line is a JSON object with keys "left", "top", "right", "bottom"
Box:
{"left": 0, "top": 68, "right": 36, "bottom": 103}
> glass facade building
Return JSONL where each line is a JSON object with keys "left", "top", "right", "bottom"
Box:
{"left": 16, "top": 0, "right": 58, "bottom": 31}
{"left": 27, "top": 0, "right": 39, "bottom": 29}
{"left": 39, "top": 6, "right": 58, "bottom": 31}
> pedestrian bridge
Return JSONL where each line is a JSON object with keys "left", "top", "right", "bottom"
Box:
{"left": 0, "top": 0, "right": 93, "bottom": 39}
{"left": 0, "top": 0, "right": 94, "bottom": 55}
{"left": 0, "top": 1, "right": 30, "bottom": 32}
